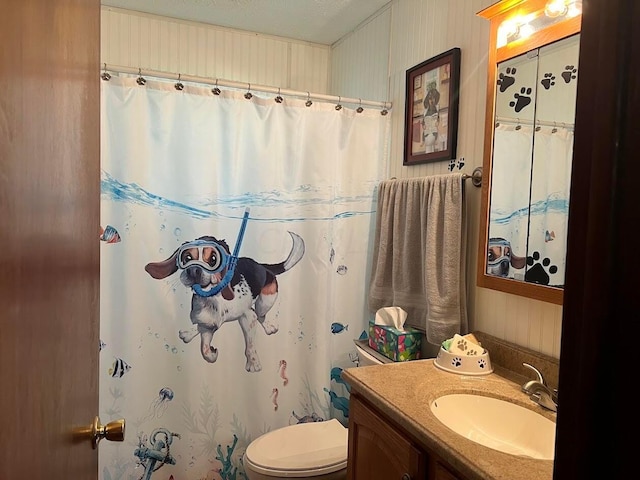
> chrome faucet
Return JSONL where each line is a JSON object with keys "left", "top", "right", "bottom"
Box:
{"left": 521, "top": 363, "right": 558, "bottom": 412}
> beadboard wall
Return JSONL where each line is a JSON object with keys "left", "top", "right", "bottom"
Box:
{"left": 101, "top": 6, "right": 331, "bottom": 94}
{"left": 100, "top": 1, "right": 563, "bottom": 358}
{"left": 330, "top": 0, "right": 562, "bottom": 358}
{"left": 329, "top": 5, "right": 392, "bottom": 103}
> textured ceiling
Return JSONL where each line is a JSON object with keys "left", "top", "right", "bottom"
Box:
{"left": 102, "top": 0, "right": 391, "bottom": 45}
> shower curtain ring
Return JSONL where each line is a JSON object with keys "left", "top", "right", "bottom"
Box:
{"left": 305, "top": 92, "right": 313, "bottom": 107}
{"left": 380, "top": 102, "right": 389, "bottom": 116}
{"left": 101, "top": 63, "right": 111, "bottom": 81}
{"left": 335, "top": 96, "right": 343, "bottom": 111}
{"left": 175, "top": 74, "right": 184, "bottom": 91}
{"left": 356, "top": 98, "right": 364, "bottom": 113}
{"left": 212, "top": 79, "right": 221, "bottom": 95}
{"left": 136, "top": 68, "right": 146, "bottom": 86}
{"left": 244, "top": 83, "right": 253, "bottom": 100}
{"left": 275, "top": 87, "right": 283, "bottom": 104}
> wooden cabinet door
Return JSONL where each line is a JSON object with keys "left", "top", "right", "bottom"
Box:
{"left": 432, "top": 461, "right": 463, "bottom": 480}
{"left": 347, "top": 394, "right": 426, "bottom": 480}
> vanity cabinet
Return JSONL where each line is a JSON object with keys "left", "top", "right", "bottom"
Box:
{"left": 347, "top": 393, "right": 467, "bottom": 480}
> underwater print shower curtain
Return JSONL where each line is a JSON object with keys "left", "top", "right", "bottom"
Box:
{"left": 99, "top": 75, "right": 389, "bottom": 480}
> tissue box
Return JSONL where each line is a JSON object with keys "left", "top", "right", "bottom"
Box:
{"left": 368, "top": 321, "right": 422, "bottom": 362}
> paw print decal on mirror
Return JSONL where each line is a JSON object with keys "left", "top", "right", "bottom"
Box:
{"left": 562, "top": 65, "right": 578, "bottom": 83}
{"left": 540, "top": 72, "right": 556, "bottom": 90}
{"left": 509, "top": 87, "right": 533, "bottom": 113}
{"left": 525, "top": 251, "right": 558, "bottom": 285}
{"left": 497, "top": 67, "right": 517, "bottom": 92}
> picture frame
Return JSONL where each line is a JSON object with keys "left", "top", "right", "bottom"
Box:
{"left": 403, "top": 47, "right": 461, "bottom": 166}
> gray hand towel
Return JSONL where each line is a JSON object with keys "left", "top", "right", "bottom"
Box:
{"left": 368, "top": 174, "right": 467, "bottom": 345}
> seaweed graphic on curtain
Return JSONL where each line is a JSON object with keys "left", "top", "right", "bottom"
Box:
{"left": 182, "top": 383, "right": 221, "bottom": 456}
{"left": 103, "top": 386, "right": 124, "bottom": 418}
{"left": 229, "top": 413, "right": 253, "bottom": 454}
{"left": 102, "top": 457, "right": 130, "bottom": 480}
{"left": 292, "top": 374, "right": 331, "bottom": 424}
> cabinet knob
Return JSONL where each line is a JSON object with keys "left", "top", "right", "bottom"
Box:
{"left": 402, "top": 474, "right": 411, "bottom": 480}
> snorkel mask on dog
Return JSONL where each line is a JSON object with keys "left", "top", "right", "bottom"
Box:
{"left": 486, "top": 237, "right": 526, "bottom": 277}
{"left": 487, "top": 238, "right": 512, "bottom": 276}
{"left": 176, "top": 208, "right": 250, "bottom": 297}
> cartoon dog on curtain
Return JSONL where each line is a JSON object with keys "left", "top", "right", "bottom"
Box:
{"left": 145, "top": 215, "right": 304, "bottom": 372}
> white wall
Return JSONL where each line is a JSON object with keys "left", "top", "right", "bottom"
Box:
{"left": 100, "top": 1, "right": 563, "bottom": 358}
{"left": 330, "top": 0, "right": 562, "bottom": 358}
{"left": 101, "top": 6, "right": 331, "bottom": 94}
{"left": 330, "top": 5, "right": 392, "bottom": 103}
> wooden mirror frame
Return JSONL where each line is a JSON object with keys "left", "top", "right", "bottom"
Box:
{"left": 476, "top": 0, "right": 581, "bottom": 305}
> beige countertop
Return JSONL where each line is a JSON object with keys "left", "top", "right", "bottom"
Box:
{"left": 342, "top": 359, "right": 555, "bottom": 480}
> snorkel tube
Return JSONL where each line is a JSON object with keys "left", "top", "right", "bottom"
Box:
{"left": 192, "top": 207, "right": 250, "bottom": 297}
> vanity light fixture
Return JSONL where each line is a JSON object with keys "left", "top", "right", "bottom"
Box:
{"left": 497, "top": 0, "right": 581, "bottom": 50}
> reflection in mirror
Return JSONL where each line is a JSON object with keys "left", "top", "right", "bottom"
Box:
{"left": 487, "top": 34, "right": 579, "bottom": 289}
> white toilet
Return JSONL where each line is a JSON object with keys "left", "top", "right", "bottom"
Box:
{"left": 243, "top": 418, "right": 349, "bottom": 479}
{"left": 243, "top": 342, "right": 385, "bottom": 480}
{"left": 353, "top": 339, "right": 389, "bottom": 367}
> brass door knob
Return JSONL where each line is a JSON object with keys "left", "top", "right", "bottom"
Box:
{"left": 76, "top": 416, "right": 125, "bottom": 449}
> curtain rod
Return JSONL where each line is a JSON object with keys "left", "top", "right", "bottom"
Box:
{"left": 495, "top": 116, "right": 574, "bottom": 129}
{"left": 102, "top": 64, "right": 392, "bottom": 111}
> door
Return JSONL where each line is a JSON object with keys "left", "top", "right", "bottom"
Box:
{"left": 0, "top": 0, "right": 101, "bottom": 478}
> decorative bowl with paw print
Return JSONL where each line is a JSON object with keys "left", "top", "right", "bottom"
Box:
{"left": 434, "top": 346, "right": 493, "bottom": 376}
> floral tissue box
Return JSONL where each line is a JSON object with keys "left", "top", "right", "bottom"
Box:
{"left": 368, "top": 321, "right": 422, "bottom": 362}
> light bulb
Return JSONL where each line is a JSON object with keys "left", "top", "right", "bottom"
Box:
{"left": 566, "top": 0, "right": 582, "bottom": 18}
{"left": 497, "top": 19, "right": 519, "bottom": 48}
{"left": 545, "top": 0, "right": 568, "bottom": 18}
{"left": 519, "top": 23, "right": 535, "bottom": 39}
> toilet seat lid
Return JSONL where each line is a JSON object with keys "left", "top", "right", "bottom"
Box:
{"left": 245, "top": 418, "right": 348, "bottom": 476}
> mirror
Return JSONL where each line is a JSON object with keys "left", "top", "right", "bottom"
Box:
{"left": 477, "top": 0, "right": 582, "bottom": 304}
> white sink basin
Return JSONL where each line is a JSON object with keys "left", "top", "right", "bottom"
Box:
{"left": 430, "top": 394, "right": 556, "bottom": 460}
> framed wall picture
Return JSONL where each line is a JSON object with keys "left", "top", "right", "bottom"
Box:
{"left": 403, "top": 47, "right": 461, "bottom": 166}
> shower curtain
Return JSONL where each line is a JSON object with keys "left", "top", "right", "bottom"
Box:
{"left": 487, "top": 123, "right": 534, "bottom": 278}
{"left": 99, "top": 75, "right": 389, "bottom": 480}
{"left": 528, "top": 125, "right": 573, "bottom": 286}
{"left": 488, "top": 124, "right": 573, "bottom": 285}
